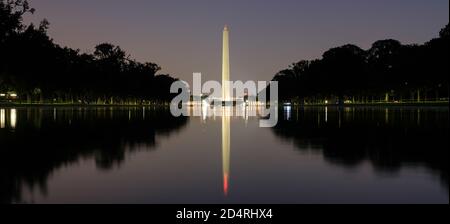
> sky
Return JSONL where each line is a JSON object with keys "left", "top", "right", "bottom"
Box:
{"left": 25, "top": 0, "right": 449, "bottom": 82}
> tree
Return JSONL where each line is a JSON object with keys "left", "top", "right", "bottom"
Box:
{"left": 439, "top": 24, "right": 449, "bottom": 39}
{"left": 367, "top": 39, "right": 402, "bottom": 94}
{"left": 94, "top": 43, "right": 126, "bottom": 62}
{"left": 0, "top": 0, "right": 34, "bottom": 43}
{"left": 320, "top": 44, "right": 367, "bottom": 103}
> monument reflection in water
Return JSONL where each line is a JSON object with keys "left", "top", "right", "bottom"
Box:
{"left": 192, "top": 103, "right": 257, "bottom": 197}
{"left": 0, "top": 106, "right": 448, "bottom": 204}
{"left": 222, "top": 107, "right": 230, "bottom": 196}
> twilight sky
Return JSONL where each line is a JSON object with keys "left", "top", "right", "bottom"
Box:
{"left": 25, "top": 0, "right": 448, "bottom": 82}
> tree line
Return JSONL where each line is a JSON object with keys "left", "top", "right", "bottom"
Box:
{"left": 272, "top": 24, "right": 449, "bottom": 105}
{"left": 1, "top": 0, "right": 178, "bottom": 105}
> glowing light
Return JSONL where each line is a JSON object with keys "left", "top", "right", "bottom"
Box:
{"left": 223, "top": 173, "right": 229, "bottom": 196}
{"left": 0, "top": 93, "right": 5, "bottom": 97}
{"left": 244, "top": 105, "right": 249, "bottom": 123}
{"left": 0, "top": 109, "right": 5, "bottom": 128}
{"left": 10, "top": 109, "right": 16, "bottom": 129}
{"left": 385, "top": 108, "right": 389, "bottom": 124}
{"left": 10, "top": 93, "right": 18, "bottom": 98}
{"left": 284, "top": 105, "right": 292, "bottom": 120}
{"left": 324, "top": 100, "right": 329, "bottom": 104}
{"left": 201, "top": 101, "right": 208, "bottom": 121}
{"left": 142, "top": 107, "right": 146, "bottom": 119}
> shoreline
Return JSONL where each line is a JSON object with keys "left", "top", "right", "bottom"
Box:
{"left": 1, "top": 101, "right": 448, "bottom": 108}
{"left": 0, "top": 103, "right": 171, "bottom": 108}
{"left": 291, "top": 101, "right": 449, "bottom": 107}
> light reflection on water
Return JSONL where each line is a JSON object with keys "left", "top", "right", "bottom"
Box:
{"left": 0, "top": 106, "right": 448, "bottom": 204}
{"left": 10, "top": 109, "right": 16, "bottom": 129}
{"left": 0, "top": 109, "right": 5, "bottom": 129}
{"left": 222, "top": 107, "right": 231, "bottom": 196}
{"left": 0, "top": 108, "right": 16, "bottom": 129}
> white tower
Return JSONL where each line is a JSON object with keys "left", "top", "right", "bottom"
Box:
{"left": 222, "top": 25, "right": 230, "bottom": 102}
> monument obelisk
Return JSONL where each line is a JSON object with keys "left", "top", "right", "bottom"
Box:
{"left": 222, "top": 25, "right": 230, "bottom": 102}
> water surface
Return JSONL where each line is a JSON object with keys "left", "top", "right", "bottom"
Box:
{"left": 0, "top": 106, "right": 448, "bottom": 204}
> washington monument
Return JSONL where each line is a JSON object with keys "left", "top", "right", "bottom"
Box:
{"left": 222, "top": 25, "right": 231, "bottom": 102}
